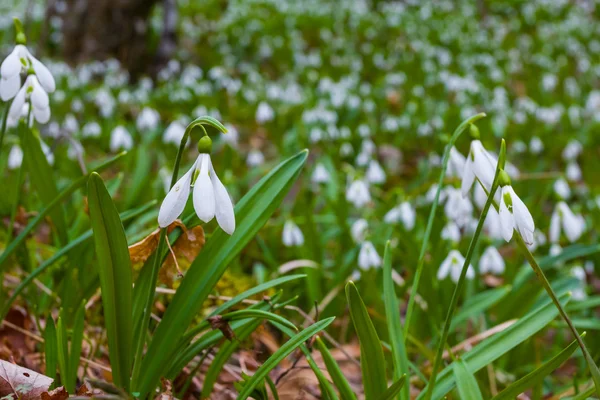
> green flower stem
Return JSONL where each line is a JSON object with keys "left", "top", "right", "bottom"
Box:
{"left": 404, "top": 112, "right": 486, "bottom": 338}
{"left": 423, "top": 180, "right": 501, "bottom": 400}
{"left": 514, "top": 232, "right": 600, "bottom": 397}
{"left": 0, "top": 103, "right": 9, "bottom": 159}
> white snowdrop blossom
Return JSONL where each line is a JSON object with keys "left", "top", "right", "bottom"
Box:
{"left": 562, "top": 140, "right": 582, "bottom": 161}
{"left": 255, "top": 101, "right": 274, "bottom": 123}
{"left": 441, "top": 222, "right": 461, "bottom": 242}
{"left": 571, "top": 266, "right": 587, "bottom": 301}
{"left": 529, "top": 137, "right": 544, "bottom": 154}
{"left": 484, "top": 208, "right": 504, "bottom": 240}
{"left": 446, "top": 147, "right": 465, "bottom": 177}
{"left": 82, "top": 121, "right": 102, "bottom": 138}
{"left": 445, "top": 187, "right": 474, "bottom": 227}
{"left": 462, "top": 140, "right": 496, "bottom": 196}
{"left": 311, "top": 163, "right": 330, "bottom": 184}
{"left": 246, "top": 149, "right": 265, "bottom": 167}
{"left": 438, "top": 250, "right": 474, "bottom": 283}
{"left": 351, "top": 219, "right": 368, "bottom": 243}
{"left": 566, "top": 161, "right": 582, "bottom": 182}
{"left": 136, "top": 107, "right": 160, "bottom": 131}
{"left": 163, "top": 121, "right": 186, "bottom": 145}
{"left": 498, "top": 182, "right": 535, "bottom": 245}
{"left": 8, "top": 75, "right": 51, "bottom": 124}
{"left": 554, "top": 178, "right": 571, "bottom": 200}
{"left": 358, "top": 241, "right": 382, "bottom": 270}
{"left": 110, "top": 126, "right": 133, "bottom": 151}
{"left": 282, "top": 220, "right": 304, "bottom": 247}
{"left": 7, "top": 145, "right": 23, "bottom": 170}
{"left": 479, "top": 246, "right": 505, "bottom": 275}
{"left": 346, "top": 179, "right": 371, "bottom": 207}
{"left": 158, "top": 137, "right": 235, "bottom": 234}
{"left": 549, "top": 202, "right": 585, "bottom": 243}
{"left": 384, "top": 201, "right": 416, "bottom": 230}
{"left": 366, "top": 160, "right": 386, "bottom": 184}
{"left": 1, "top": 44, "right": 55, "bottom": 101}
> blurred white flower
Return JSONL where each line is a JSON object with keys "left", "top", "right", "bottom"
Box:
{"left": 246, "top": 149, "right": 265, "bottom": 167}
{"left": 82, "top": 121, "right": 102, "bottom": 138}
{"left": 441, "top": 222, "right": 461, "bottom": 242}
{"left": 222, "top": 123, "right": 239, "bottom": 147}
{"left": 499, "top": 184, "right": 535, "bottom": 244}
{"left": 571, "top": 266, "right": 587, "bottom": 301}
{"left": 462, "top": 140, "right": 496, "bottom": 196}
{"left": 110, "top": 126, "right": 133, "bottom": 151}
{"left": 384, "top": 201, "right": 415, "bottom": 230}
{"left": 282, "top": 220, "right": 304, "bottom": 247}
{"left": 553, "top": 178, "right": 571, "bottom": 200}
{"left": 158, "top": 150, "right": 235, "bottom": 234}
{"left": 358, "top": 241, "right": 381, "bottom": 270}
{"left": 549, "top": 202, "right": 585, "bottom": 243}
{"left": 479, "top": 246, "right": 505, "bottom": 275}
{"left": 484, "top": 208, "right": 504, "bottom": 240}
{"left": 562, "top": 140, "right": 582, "bottom": 161}
{"left": 311, "top": 163, "right": 330, "bottom": 184}
{"left": 136, "top": 107, "right": 160, "bottom": 131}
{"left": 7, "top": 145, "right": 23, "bottom": 170}
{"left": 255, "top": 101, "right": 274, "bottom": 123}
{"left": 566, "top": 161, "right": 581, "bottom": 182}
{"left": 1, "top": 44, "right": 55, "bottom": 101}
{"left": 346, "top": 179, "right": 371, "bottom": 207}
{"left": 444, "top": 187, "right": 473, "bottom": 227}
{"left": 446, "top": 147, "right": 465, "bottom": 178}
{"left": 351, "top": 218, "right": 368, "bottom": 243}
{"left": 366, "top": 160, "right": 386, "bottom": 184}
{"left": 163, "top": 121, "right": 186, "bottom": 145}
{"left": 8, "top": 75, "right": 51, "bottom": 124}
{"left": 529, "top": 137, "right": 544, "bottom": 154}
{"left": 438, "top": 250, "right": 474, "bottom": 283}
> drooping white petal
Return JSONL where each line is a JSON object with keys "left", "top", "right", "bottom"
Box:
{"left": 461, "top": 156, "right": 476, "bottom": 197}
{"left": 437, "top": 253, "right": 453, "bottom": 280}
{"left": 192, "top": 154, "right": 215, "bottom": 223}
{"left": 510, "top": 186, "right": 534, "bottom": 244}
{"left": 0, "top": 75, "right": 21, "bottom": 101}
{"left": 29, "top": 54, "right": 56, "bottom": 93}
{"left": 30, "top": 77, "right": 49, "bottom": 109}
{"left": 0, "top": 46, "right": 23, "bottom": 79}
{"left": 208, "top": 157, "right": 235, "bottom": 234}
{"left": 499, "top": 187, "right": 514, "bottom": 242}
{"left": 157, "top": 159, "right": 197, "bottom": 228}
{"left": 8, "top": 85, "right": 26, "bottom": 121}
{"left": 33, "top": 105, "right": 50, "bottom": 124}
{"left": 479, "top": 246, "right": 505, "bottom": 275}
{"left": 549, "top": 208, "right": 561, "bottom": 243}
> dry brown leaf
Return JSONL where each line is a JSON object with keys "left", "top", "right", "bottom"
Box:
{"left": 273, "top": 368, "right": 321, "bottom": 400}
{"left": 129, "top": 228, "right": 161, "bottom": 264}
{"left": 0, "top": 359, "right": 53, "bottom": 400}
{"left": 41, "top": 386, "right": 69, "bottom": 400}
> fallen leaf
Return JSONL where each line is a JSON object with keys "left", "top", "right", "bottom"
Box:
{"left": 0, "top": 359, "right": 53, "bottom": 400}
{"left": 41, "top": 386, "right": 68, "bottom": 400}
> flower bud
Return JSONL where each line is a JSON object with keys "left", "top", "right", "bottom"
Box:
{"left": 197, "top": 135, "right": 212, "bottom": 154}
{"left": 469, "top": 123, "right": 480, "bottom": 140}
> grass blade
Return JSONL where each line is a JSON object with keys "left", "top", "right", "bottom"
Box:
{"left": 315, "top": 336, "right": 357, "bottom": 400}
{"left": 451, "top": 286, "right": 511, "bottom": 330}
{"left": 67, "top": 301, "right": 86, "bottom": 392}
{"left": 492, "top": 336, "right": 582, "bottom": 400}
{"left": 220, "top": 309, "right": 297, "bottom": 331}
{"left": 346, "top": 281, "right": 387, "bottom": 399}
{"left": 236, "top": 317, "right": 335, "bottom": 400}
{"left": 453, "top": 359, "right": 483, "bottom": 400}
{"left": 382, "top": 242, "right": 410, "bottom": 400}
{"left": 377, "top": 375, "right": 407, "bottom": 400}
{"left": 88, "top": 172, "right": 133, "bottom": 391}
{"left": 56, "top": 315, "right": 70, "bottom": 392}
{"left": 44, "top": 317, "right": 58, "bottom": 386}
{"left": 136, "top": 150, "right": 308, "bottom": 397}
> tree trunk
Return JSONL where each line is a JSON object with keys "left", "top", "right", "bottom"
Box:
{"left": 57, "top": 0, "right": 170, "bottom": 79}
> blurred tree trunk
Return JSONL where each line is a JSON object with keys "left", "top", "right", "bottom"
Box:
{"left": 57, "top": 0, "right": 177, "bottom": 79}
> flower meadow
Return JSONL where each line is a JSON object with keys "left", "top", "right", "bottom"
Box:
{"left": 1, "top": 0, "right": 600, "bottom": 399}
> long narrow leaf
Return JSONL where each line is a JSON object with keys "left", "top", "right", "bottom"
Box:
{"left": 88, "top": 173, "right": 133, "bottom": 391}
{"left": 236, "top": 317, "right": 335, "bottom": 400}
{"left": 56, "top": 316, "right": 70, "bottom": 392}
{"left": 44, "top": 318, "right": 58, "bottom": 386}
{"left": 137, "top": 150, "right": 308, "bottom": 397}
{"left": 382, "top": 242, "right": 410, "bottom": 400}
{"left": 67, "top": 301, "right": 86, "bottom": 392}
{"left": 377, "top": 375, "right": 407, "bottom": 400}
{"left": 346, "top": 281, "right": 387, "bottom": 399}
{"left": 453, "top": 359, "right": 483, "bottom": 400}
{"left": 315, "top": 336, "right": 357, "bottom": 400}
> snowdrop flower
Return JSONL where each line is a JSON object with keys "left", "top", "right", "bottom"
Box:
{"left": 479, "top": 246, "right": 505, "bottom": 275}
{"left": 528, "top": 230, "right": 547, "bottom": 252}
{"left": 462, "top": 126, "right": 497, "bottom": 196}
{"left": 246, "top": 149, "right": 265, "bottom": 167}
{"left": 529, "top": 137, "right": 544, "bottom": 154}
{"left": 571, "top": 266, "right": 587, "bottom": 301}
{"left": 351, "top": 219, "right": 368, "bottom": 243}
{"left": 438, "top": 250, "right": 474, "bottom": 283}
{"left": 82, "top": 121, "right": 102, "bottom": 138}
{"left": 566, "top": 161, "right": 582, "bottom": 182}
{"left": 311, "top": 163, "right": 330, "bottom": 184}
{"left": 163, "top": 121, "right": 186, "bottom": 145}
{"left": 549, "top": 202, "right": 585, "bottom": 243}
{"left": 346, "top": 179, "right": 371, "bottom": 207}
{"left": 255, "top": 101, "right": 274, "bottom": 123}
{"left": 384, "top": 201, "right": 416, "bottom": 230}
{"left": 358, "top": 241, "right": 382, "bottom": 270}
{"left": 445, "top": 187, "right": 473, "bottom": 227}
{"left": 553, "top": 178, "right": 571, "bottom": 200}
{"left": 441, "top": 222, "right": 461, "bottom": 242}
{"left": 366, "top": 159, "right": 386, "bottom": 184}
{"left": 498, "top": 171, "right": 535, "bottom": 245}
{"left": 8, "top": 75, "right": 51, "bottom": 124}
{"left": 562, "top": 140, "right": 582, "bottom": 161}
{"left": 1, "top": 40, "right": 55, "bottom": 101}
{"left": 282, "top": 220, "right": 304, "bottom": 247}
{"left": 7, "top": 145, "right": 23, "bottom": 170}
{"left": 136, "top": 107, "right": 160, "bottom": 131}
{"left": 446, "top": 147, "right": 466, "bottom": 178}
{"left": 340, "top": 142, "right": 354, "bottom": 157}
{"left": 484, "top": 208, "right": 504, "bottom": 240}
{"left": 222, "top": 123, "right": 239, "bottom": 147}
{"left": 110, "top": 126, "right": 133, "bottom": 151}
{"left": 158, "top": 135, "right": 235, "bottom": 234}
